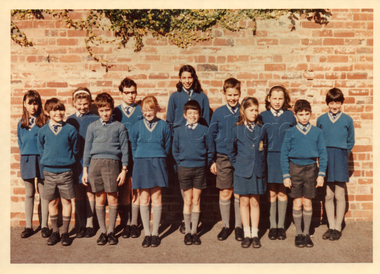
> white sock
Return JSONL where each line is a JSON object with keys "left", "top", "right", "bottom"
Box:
{"left": 251, "top": 227, "right": 258, "bottom": 238}
{"left": 244, "top": 227, "right": 251, "bottom": 238}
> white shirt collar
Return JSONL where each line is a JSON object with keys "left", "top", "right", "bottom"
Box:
{"left": 185, "top": 122, "right": 198, "bottom": 130}
{"left": 244, "top": 121, "right": 255, "bottom": 132}
{"left": 270, "top": 108, "right": 284, "bottom": 117}
{"left": 226, "top": 103, "right": 239, "bottom": 114}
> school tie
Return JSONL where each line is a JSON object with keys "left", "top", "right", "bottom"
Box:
{"left": 248, "top": 123, "right": 254, "bottom": 131}
{"left": 148, "top": 121, "right": 154, "bottom": 129}
{"left": 188, "top": 124, "right": 194, "bottom": 130}
{"left": 231, "top": 107, "right": 236, "bottom": 114}
{"left": 125, "top": 106, "right": 131, "bottom": 115}
{"left": 52, "top": 124, "right": 60, "bottom": 132}
{"left": 29, "top": 117, "right": 35, "bottom": 127}
{"left": 275, "top": 110, "right": 280, "bottom": 117}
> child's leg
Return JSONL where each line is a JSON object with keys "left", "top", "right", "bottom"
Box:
{"left": 292, "top": 198, "right": 303, "bottom": 235}
{"left": 49, "top": 198, "right": 60, "bottom": 233}
{"left": 74, "top": 183, "right": 87, "bottom": 229}
{"left": 107, "top": 192, "right": 118, "bottom": 234}
{"left": 37, "top": 179, "right": 49, "bottom": 229}
{"left": 191, "top": 188, "right": 202, "bottom": 235}
{"left": 234, "top": 193, "right": 242, "bottom": 229}
{"left": 139, "top": 189, "right": 151, "bottom": 236}
{"left": 95, "top": 191, "right": 107, "bottom": 234}
{"left": 249, "top": 195, "right": 260, "bottom": 238}
{"left": 23, "top": 179, "right": 35, "bottom": 229}
{"left": 61, "top": 198, "right": 73, "bottom": 234}
{"left": 151, "top": 186, "right": 162, "bottom": 236}
{"left": 277, "top": 184, "right": 288, "bottom": 230}
{"left": 85, "top": 188, "right": 95, "bottom": 228}
{"left": 335, "top": 182, "right": 346, "bottom": 231}
{"left": 325, "top": 183, "right": 335, "bottom": 230}
{"left": 183, "top": 188, "right": 193, "bottom": 234}
{"left": 219, "top": 188, "right": 233, "bottom": 228}
{"left": 302, "top": 197, "right": 313, "bottom": 235}
{"left": 118, "top": 179, "right": 131, "bottom": 229}
{"left": 131, "top": 187, "right": 140, "bottom": 226}
{"left": 239, "top": 195, "right": 251, "bottom": 238}
{"left": 268, "top": 183, "right": 278, "bottom": 229}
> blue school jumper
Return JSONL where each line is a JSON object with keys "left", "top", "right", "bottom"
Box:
{"left": 280, "top": 124, "right": 327, "bottom": 180}
{"left": 226, "top": 123, "right": 267, "bottom": 195}
{"left": 130, "top": 118, "right": 171, "bottom": 189}
{"left": 172, "top": 124, "right": 215, "bottom": 168}
{"left": 17, "top": 118, "right": 44, "bottom": 179}
{"left": 317, "top": 112, "right": 355, "bottom": 182}
{"left": 260, "top": 109, "right": 296, "bottom": 183}
{"left": 37, "top": 122, "right": 79, "bottom": 174}
{"left": 66, "top": 112, "right": 99, "bottom": 182}
{"left": 166, "top": 89, "right": 210, "bottom": 131}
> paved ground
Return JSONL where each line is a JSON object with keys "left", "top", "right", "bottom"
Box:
{"left": 9, "top": 221, "right": 373, "bottom": 265}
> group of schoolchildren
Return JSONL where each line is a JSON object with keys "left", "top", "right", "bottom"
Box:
{"left": 17, "top": 64, "right": 355, "bottom": 250}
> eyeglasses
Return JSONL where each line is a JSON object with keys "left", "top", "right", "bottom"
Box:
{"left": 122, "top": 91, "right": 137, "bottom": 96}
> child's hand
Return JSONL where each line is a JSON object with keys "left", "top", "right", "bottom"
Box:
{"left": 117, "top": 169, "right": 127, "bottom": 186}
{"left": 82, "top": 168, "right": 89, "bottom": 186}
{"left": 316, "top": 176, "right": 324, "bottom": 188}
{"left": 283, "top": 178, "right": 292, "bottom": 188}
{"left": 210, "top": 163, "right": 217, "bottom": 175}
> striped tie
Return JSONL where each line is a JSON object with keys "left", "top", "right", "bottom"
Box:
{"left": 29, "top": 117, "right": 35, "bottom": 127}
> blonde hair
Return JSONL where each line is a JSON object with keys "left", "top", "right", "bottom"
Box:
{"left": 141, "top": 95, "right": 159, "bottom": 110}
{"left": 236, "top": 96, "right": 262, "bottom": 126}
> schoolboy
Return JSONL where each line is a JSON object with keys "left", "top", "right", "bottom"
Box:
{"left": 281, "top": 99, "right": 327, "bottom": 248}
{"left": 172, "top": 100, "right": 214, "bottom": 245}
{"left": 209, "top": 78, "right": 244, "bottom": 241}
{"left": 38, "top": 98, "right": 79, "bottom": 246}
{"left": 82, "top": 93, "right": 129, "bottom": 245}
{"left": 113, "top": 77, "right": 143, "bottom": 239}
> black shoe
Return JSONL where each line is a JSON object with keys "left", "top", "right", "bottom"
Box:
{"left": 268, "top": 228, "right": 278, "bottom": 240}
{"left": 41, "top": 227, "right": 51, "bottom": 238}
{"left": 192, "top": 234, "right": 201, "bottom": 245}
{"left": 151, "top": 235, "right": 160, "bottom": 247}
{"left": 121, "top": 225, "right": 131, "bottom": 238}
{"left": 235, "top": 227, "right": 244, "bottom": 241}
{"left": 179, "top": 222, "right": 186, "bottom": 234}
{"left": 295, "top": 234, "right": 305, "bottom": 248}
{"left": 329, "top": 229, "right": 342, "bottom": 241}
{"left": 108, "top": 232, "right": 118, "bottom": 245}
{"left": 217, "top": 227, "right": 230, "bottom": 241}
{"left": 47, "top": 232, "right": 60, "bottom": 246}
{"left": 85, "top": 227, "right": 95, "bottom": 238}
{"left": 252, "top": 237, "right": 261, "bottom": 248}
{"left": 21, "top": 227, "right": 33, "bottom": 238}
{"left": 277, "top": 228, "right": 286, "bottom": 240}
{"left": 322, "top": 228, "right": 333, "bottom": 240}
{"left": 142, "top": 236, "right": 151, "bottom": 248}
{"left": 97, "top": 233, "right": 108, "bottom": 245}
{"left": 184, "top": 233, "right": 192, "bottom": 245}
{"left": 76, "top": 227, "right": 86, "bottom": 238}
{"left": 130, "top": 225, "right": 140, "bottom": 238}
{"left": 241, "top": 237, "right": 251, "bottom": 248}
{"left": 61, "top": 233, "right": 70, "bottom": 246}
{"left": 304, "top": 234, "right": 314, "bottom": 247}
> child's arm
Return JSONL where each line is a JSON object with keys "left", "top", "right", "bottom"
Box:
{"left": 164, "top": 122, "right": 172, "bottom": 156}
{"left": 206, "top": 129, "right": 215, "bottom": 167}
{"left": 225, "top": 126, "right": 237, "bottom": 169}
{"left": 172, "top": 129, "right": 180, "bottom": 165}
{"left": 17, "top": 121, "right": 22, "bottom": 149}
{"left": 117, "top": 125, "right": 129, "bottom": 186}
{"left": 209, "top": 113, "right": 218, "bottom": 174}
{"left": 82, "top": 125, "right": 94, "bottom": 185}
{"left": 71, "top": 128, "right": 80, "bottom": 159}
{"left": 316, "top": 131, "right": 328, "bottom": 187}
{"left": 281, "top": 130, "right": 292, "bottom": 188}
{"left": 37, "top": 128, "right": 45, "bottom": 157}
{"left": 347, "top": 117, "right": 355, "bottom": 154}
{"left": 166, "top": 94, "right": 175, "bottom": 132}
{"left": 202, "top": 96, "right": 210, "bottom": 126}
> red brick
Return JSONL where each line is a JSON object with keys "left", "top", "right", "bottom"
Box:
{"left": 257, "top": 39, "right": 278, "bottom": 46}
{"left": 149, "top": 73, "right": 170, "bottom": 80}
{"left": 353, "top": 13, "right": 373, "bottom": 21}
{"left": 334, "top": 31, "right": 355, "bottom": 37}
{"left": 236, "top": 72, "right": 258, "bottom": 80}
{"left": 13, "top": 187, "right": 25, "bottom": 195}
{"left": 301, "top": 21, "right": 323, "bottom": 28}
{"left": 348, "top": 89, "right": 369, "bottom": 96}
{"left": 358, "top": 179, "right": 372, "bottom": 185}
{"left": 356, "top": 47, "right": 373, "bottom": 54}
{"left": 59, "top": 55, "right": 81, "bottom": 62}
{"left": 57, "top": 38, "right": 78, "bottom": 46}
{"left": 217, "top": 56, "right": 226, "bottom": 63}
{"left": 47, "top": 82, "right": 68, "bottom": 88}
{"left": 96, "top": 81, "right": 113, "bottom": 87}
{"left": 351, "top": 145, "right": 372, "bottom": 152}
{"left": 347, "top": 72, "right": 367, "bottom": 79}
{"left": 325, "top": 72, "right": 346, "bottom": 80}
{"left": 213, "top": 38, "right": 234, "bottom": 46}
{"left": 312, "top": 30, "right": 333, "bottom": 37}
{"left": 227, "top": 56, "right": 249, "bottom": 62}
{"left": 361, "top": 203, "right": 373, "bottom": 210}
{"left": 264, "top": 64, "right": 286, "bottom": 71}
{"left": 323, "top": 38, "right": 344, "bottom": 46}
{"left": 327, "top": 55, "right": 348, "bottom": 62}
{"left": 333, "top": 65, "right": 353, "bottom": 71}
{"left": 67, "top": 30, "right": 87, "bottom": 37}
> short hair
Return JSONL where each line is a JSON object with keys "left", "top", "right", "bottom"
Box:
{"left": 72, "top": 87, "right": 92, "bottom": 105}
{"left": 141, "top": 95, "right": 159, "bottom": 110}
{"left": 44, "top": 98, "right": 65, "bottom": 113}
{"left": 94, "top": 93, "right": 114, "bottom": 109}
{"left": 294, "top": 99, "right": 311, "bottom": 114}
{"left": 265, "top": 85, "right": 292, "bottom": 111}
{"left": 326, "top": 88, "right": 345, "bottom": 104}
{"left": 223, "top": 78, "right": 241, "bottom": 94}
{"left": 119, "top": 77, "right": 137, "bottom": 92}
{"left": 184, "top": 100, "right": 201, "bottom": 114}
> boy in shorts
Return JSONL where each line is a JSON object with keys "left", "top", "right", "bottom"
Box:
{"left": 281, "top": 99, "right": 327, "bottom": 248}
{"left": 82, "top": 93, "right": 129, "bottom": 245}
{"left": 38, "top": 98, "right": 79, "bottom": 246}
{"left": 172, "top": 100, "right": 214, "bottom": 245}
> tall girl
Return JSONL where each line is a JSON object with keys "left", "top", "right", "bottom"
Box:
{"left": 17, "top": 90, "right": 50, "bottom": 238}
{"left": 131, "top": 96, "right": 171, "bottom": 248}
{"left": 260, "top": 85, "right": 296, "bottom": 240}
{"left": 317, "top": 88, "right": 355, "bottom": 241}
{"left": 227, "top": 97, "right": 267, "bottom": 248}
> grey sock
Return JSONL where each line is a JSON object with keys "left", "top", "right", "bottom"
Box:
{"left": 37, "top": 181, "right": 49, "bottom": 228}
{"left": 50, "top": 214, "right": 59, "bottom": 233}
{"left": 152, "top": 205, "right": 162, "bottom": 236}
{"left": 335, "top": 183, "right": 346, "bottom": 231}
{"left": 219, "top": 199, "right": 230, "bottom": 228}
{"left": 62, "top": 215, "right": 71, "bottom": 234}
{"left": 325, "top": 184, "right": 336, "bottom": 229}
{"left": 86, "top": 200, "right": 95, "bottom": 228}
{"left": 234, "top": 197, "right": 242, "bottom": 228}
{"left": 75, "top": 199, "right": 86, "bottom": 228}
{"left": 191, "top": 211, "right": 200, "bottom": 235}
{"left": 303, "top": 209, "right": 313, "bottom": 235}
{"left": 140, "top": 205, "right": 150, "bottom": 236}
{"left": 277, "top": 200, "right": 288, "bottom": 229}
{"left": 95, "top": 205, "right": 107, "bottom": 233}
{"left": 269, "top": 201, "right": 277, "bottom": 229}
{"left": 24, "top": 179, "right": 35, "bottom": 228}
{"left": 293, "top": 209, "right": 302, "bottom": 235}
{"left": 184, "top": 212, "right": 191, "bottom": 234}
{"left": 108, "top": 205, "right": 118, "bottom": 234}
{"left": 131, "top": 204, "right": 139, "bottom": 226}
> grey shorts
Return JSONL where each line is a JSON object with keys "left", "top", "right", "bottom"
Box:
{"left": 43, "top": 170, "right": 76, "bottom": 201}
{"left": 88, "top": 158, "right": 121, "bottom": 193}
{"left": 288, "top": 161, "right": 318, "bottom": 199}
{"left": 178, "top": 166, "right": 207, "bottom": 190}
{"left": 215, "top": 153, "right": 234, "bottom": 190}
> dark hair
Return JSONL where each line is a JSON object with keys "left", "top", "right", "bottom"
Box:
{"left": 326, "top": 88, "right": 345, "bottom": 104}
{"left": 236, "top": 96, "right": 262, "bottom": 126}
{"left": 184, "top": 100, "right": 201, "bottom": 114}
{"left": 44, "top": 98, "right": 65, "bottom": 115}
{"left": 21, "top": 90, "right": 47, "bottom": 129}
{"left": 176, "top": 65, "right": 203, "bottom": 93}
{"left": 223, "top": 78, "right": 241, "bottom": 94}
{"left": 265, "top": 85, "right": 292, "bottom": 111}
{"left": 72, "top": 87, "right": 92, "bottom": 105}
{"left": 119, "top": 77, "right": 137, "bottom": 92}
{"left": 294, "top": 99, "right": 311, "bottom": 114}
{"left": 94, "top": 93, "right": 114, "bottom": 109}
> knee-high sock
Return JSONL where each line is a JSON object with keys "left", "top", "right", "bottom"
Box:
{"left": 191, "top": 211, "right": 200, "bottom": 235}
{"left": 108, "top": 205, "right": 118, "bottom": 234}
{"left": 50, "top": 214, "right": 59, "bottom": 233}
{"left": 86, "top": 200, "right": 95, "bottom": 228}
{"left": 24, "top": 179, "right": 35, "bottom": 228}
{"left": 131, "top": 204, "right": 139, "bottom": 226}
{"left": 62, "top": 215, "right": 71, "bottom": 234}
{"left": 219, "top": 199, "right": 230, "bottom": 228}
{"left": 325, "top": 184, "right": 336, "bottom": 229}
{"left": 234, "top": 197, "right": 242, "bottom": 228}
{"left": 269, "top": 201, "right": 277, "bottom": 229}
{"left": 75, "top": 199, "right": 86, "bottom": 228}
{"left": 37, "top": 180, "right": 49, "bottom": 228}
{"left": 277, "top": 200, "right": 288, "bottom": 229}
{"left": 140, "top": 205, "right": 150, "bottom": 236}
{"left": 95, "top": 205, "right": 107, "bottom": 234}
{"left": 184, "top": 212, "right": 191, "bottom": 234}
{"left": 303, "top": 210, "right": 313, "bottom": 235}
{"left": 293, "top": 209, "right": 302, "bottom": 235}
{"left": 335, "top": 183, "right": 346, "bottom": 231}
{"left": 152, "top": 205, "right": 162, "bottom": 236}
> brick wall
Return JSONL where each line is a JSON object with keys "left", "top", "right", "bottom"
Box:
{"left": 10, "top": 9, "right": 373, "bottom": 227}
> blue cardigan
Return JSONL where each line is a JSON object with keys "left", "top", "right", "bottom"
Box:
{"left": 113, "top": 104, "right": 143, "bottom": 134}
{"left": 17, "top": 120, "right": 42, "bottom": 155}
{"left": 226, "top": 124, "right": 267, "bottom": 179}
